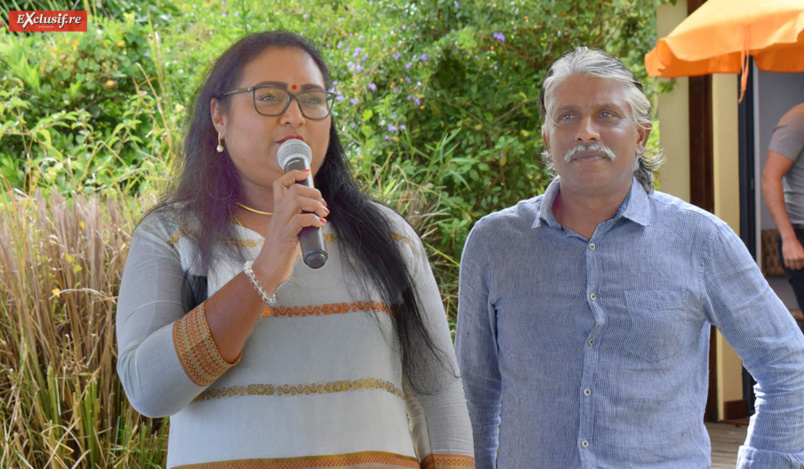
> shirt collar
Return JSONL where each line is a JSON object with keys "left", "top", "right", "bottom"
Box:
{"left": 534, "top": 176, "right": 652, "bottom": 229}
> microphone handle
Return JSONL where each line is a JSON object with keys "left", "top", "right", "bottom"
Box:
{"left": 284, "top": 157, "right": 328, "bottom": 269}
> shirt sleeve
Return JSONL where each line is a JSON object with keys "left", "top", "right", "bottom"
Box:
{"left": 116, "top": 216, "right": 238, "bottom": 418}
{"left": 401, "top": 222, "right": 475, "bottom": 468}
{"left": 769, "top": 121, "right": 804, "bottom": 161}
{"left": 455, "top": 219, "right": 502, "bottom": 469}
{"left": 699, "top": 221, "right": 804, "bottom": 468}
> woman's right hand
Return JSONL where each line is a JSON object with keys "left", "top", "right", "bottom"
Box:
{"left": 251, "top": 169, "right": 329, "bottom": 291}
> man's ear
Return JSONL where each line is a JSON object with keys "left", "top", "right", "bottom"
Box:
{"left": 543, "top": 130, "right": 552, "bottom": 161}
{"left": 636, "top": 123, "right": 651, "bottom": 155}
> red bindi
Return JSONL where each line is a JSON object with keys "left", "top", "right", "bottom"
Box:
{"left": 291, "top": 85, "right": 297, "bottom": 90}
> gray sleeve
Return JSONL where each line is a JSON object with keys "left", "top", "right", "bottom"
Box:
{"left": 115, "top": 216, "right": 220, "bottom": 417}
{"left": 396, "top": 217, "right": 475, "bottom": 462}
{"left": 769, "top": 121, "right": 804, "bottom": 161}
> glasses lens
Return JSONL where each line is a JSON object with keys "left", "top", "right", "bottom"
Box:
{"left": 253, "top": 87, "right": 290, "bottom": 116}
{"left": 297, "top": 91, "right": 333, "bottom": 119}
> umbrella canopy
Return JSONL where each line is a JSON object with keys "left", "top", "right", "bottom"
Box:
{"left": 645, "top": 0, "right": 804, "bottom": 98}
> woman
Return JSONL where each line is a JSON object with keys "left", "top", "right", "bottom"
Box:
{"left": 116, "top": 31, "right": 474, "bottom": 468}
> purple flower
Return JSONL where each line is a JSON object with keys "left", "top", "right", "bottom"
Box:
{"left": 362, "top": 54, "right": 368, "bottom": 62}
{"left": 421, "top": 53, "right": 428, "bottom": 61}
{"left": 405, "top": 62, "right": 411, "bottom": 69}
{"left": 393, "top": 87, "right": 399, "bottom": 93}
{"left": 359, "top": 35, "right": 364, "bottom": 39}
{"left": 144, "top": 52, "right": 150, "bottom": 57}
{"left": 404, "top": 77, "right": 410, "bottom": 82}
{"left": 353, "top": 47, "right": 363, "bottom": 58}
{"left": 350, "top": 98, "right": 359, "bottom": 104}
{"left": 392, "top": 52, "right": 401, "bottom": 60}
{"left": 384, "top": 135, "right": 390, "bottom": 140}
{"left": 400, "top": 125, "right": 407, "bottom": 131}
{"left": 350, "top": 122, "right": 356, "bottom": 129}
{"left": 494, "top": 65, "right": 498, "bottom": 70}
{"left": 356, "top": 64, "right": 364, "bottom": 72}
{"left": 337, "top": 95, "right": 345, "bottom": 101}
{"left": 222, "top": 12, "right": 227, "bottom": 17}
{"left": 493, "top": 32, "right": 505, "bottom": 43}
{"left": 388, "top": 125, "right": 398, "bottom": 132}
{"left": 417, "top": 81, "right": 422, "bottom": 87}
{"left": 233, "top": 12, "right": 239, "bottom": 17}
{"left": 368, "top": 82, "right": 377, "bottom": 91}
{"left": 454, "top": 1, "right": 460, "bottom": 7}
{"left": 303, "top": 13, "right": 309, "bottom": 19}
{"left": 391, "top": 114, "right": 397, "bottom": 119}
{"left": 347, "top": 61, "right": 354, "bottom": 69}
{"left": 412, "top": 96, "right": 421, "bottom": 106}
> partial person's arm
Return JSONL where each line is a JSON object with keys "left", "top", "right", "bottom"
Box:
{"left": 761, "top": 151, "right": 804, "bottom": 269}
{"left": 400, "top": 221, "right": 475, "bottom": 467}
{"left": 700, "top": 223, "right": 804, "bottom": 468}
{"left": 117, "top": 170, "right": 327, "bottom": 417}
{"left": 455, "top": 220, "right": 502, "bottom": 469}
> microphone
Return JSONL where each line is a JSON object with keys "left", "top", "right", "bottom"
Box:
{"left": 276, "top": 139, "right": 328, "bottom": 269}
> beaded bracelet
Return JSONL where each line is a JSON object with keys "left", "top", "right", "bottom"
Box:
{"left": 243, "top": 261, "right": 277, "bottom": 307}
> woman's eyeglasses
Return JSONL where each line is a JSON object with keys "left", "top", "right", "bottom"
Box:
{"left": 220, "top": 85, "right": 336, "bottom": 120}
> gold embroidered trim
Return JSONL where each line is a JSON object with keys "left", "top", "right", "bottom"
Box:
{"left": 167, "top": 230, "right": 183, "bottom": 248}
{"left": 173, "top": 451, "right": 421, "bottom": 469}
{"left": 421, "top": 454, "right": 475, "bottom": 469}
{"left": 173, "top": 303, "right": 239, "bottom": 386}
{"left": 267, "top": 301, "right": 392, "bottom": 318}
{"left": 390, "top": 232, "right": 411, "bottom": 245}
{"left": 194, "top": 377, "right": 405, "bottom": 402}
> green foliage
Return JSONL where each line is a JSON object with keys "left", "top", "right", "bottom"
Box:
{"left": 0, "top": 0, "right": 668, "bottom": 316}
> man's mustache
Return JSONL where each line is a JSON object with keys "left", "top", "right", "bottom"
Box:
{"left": 564, "top": 143, "right": 616, "bottom": 163}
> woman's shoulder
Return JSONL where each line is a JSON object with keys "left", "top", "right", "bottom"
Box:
{"left": 369, "top": 202, "right": 420, "bottom": 243}
{"left": 135, "top": 203, "right": 194, "bottom": 244}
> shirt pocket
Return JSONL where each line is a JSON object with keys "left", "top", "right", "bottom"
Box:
{"left": 623, "top": 289, "right": 691, "bottom": 363}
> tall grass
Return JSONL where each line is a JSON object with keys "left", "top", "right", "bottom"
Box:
{"left": 0, "top": 190, "right": 168, "bottom": 468}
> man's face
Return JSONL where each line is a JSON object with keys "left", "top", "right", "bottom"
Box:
{"left": 542, "top": 75, "right": 650, "bottom": 198}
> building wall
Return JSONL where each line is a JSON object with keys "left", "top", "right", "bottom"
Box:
{"left": 711, "top": 73, "right": 744, "bottom": 414}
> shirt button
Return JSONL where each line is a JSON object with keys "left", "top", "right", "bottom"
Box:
{"left": 587, "top": 338, "right": 596, "bottom": 346}
{"left": 584, "top": 388, "right": 592, "bottom": 396}
{"left": 589, "top": 243, "right": 596, "bottom": 251}
{"left": 581, "top": 440, "right": 590, "bottom": 448}
{"left": 589, "top": 293, "right": 597, "bottom": 301}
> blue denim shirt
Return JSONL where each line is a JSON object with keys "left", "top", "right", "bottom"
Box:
{"left": 456, "top": 177, "right": 804, "bottom": 468}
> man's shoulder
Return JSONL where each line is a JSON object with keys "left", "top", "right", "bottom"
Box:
{"left": 473, "top": 195, "right": 544, "bottom": 233}
{"left": 649, "top": 190, "right": 730, "bottom": 232}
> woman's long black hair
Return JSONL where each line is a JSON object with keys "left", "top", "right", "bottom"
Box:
{"left": 155, "top": 31, "right": 449, "bottom": 394}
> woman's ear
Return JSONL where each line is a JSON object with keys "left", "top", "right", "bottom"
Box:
{"left": 210, "top": 98, "right": 227, "bottom": 135}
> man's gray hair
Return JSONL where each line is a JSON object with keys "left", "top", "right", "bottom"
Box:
{"left": 538, "top": 47, "right": 664, "bottom": 193}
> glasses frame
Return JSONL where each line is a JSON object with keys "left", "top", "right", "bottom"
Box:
{"left": 220, "top": 85, "right": 336, "bottom": 120}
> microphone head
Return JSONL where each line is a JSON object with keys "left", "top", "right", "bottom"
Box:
{"left": 277, "top": 139, "right": 313, "bottom": 171}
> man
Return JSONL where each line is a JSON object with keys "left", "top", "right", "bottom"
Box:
{"left": 761, "top": 102, "right": 804, "bottom": 318}
{"left": 456, "top": 47, "right": 804, "bottom": 468}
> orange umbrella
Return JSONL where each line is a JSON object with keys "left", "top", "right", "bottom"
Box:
{"left": 645, "top": 0, "right": 804, "bottom": 99}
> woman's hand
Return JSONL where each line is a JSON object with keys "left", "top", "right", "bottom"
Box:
{"left": 251, "top": 169, "right": 329, "bottom": 291}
